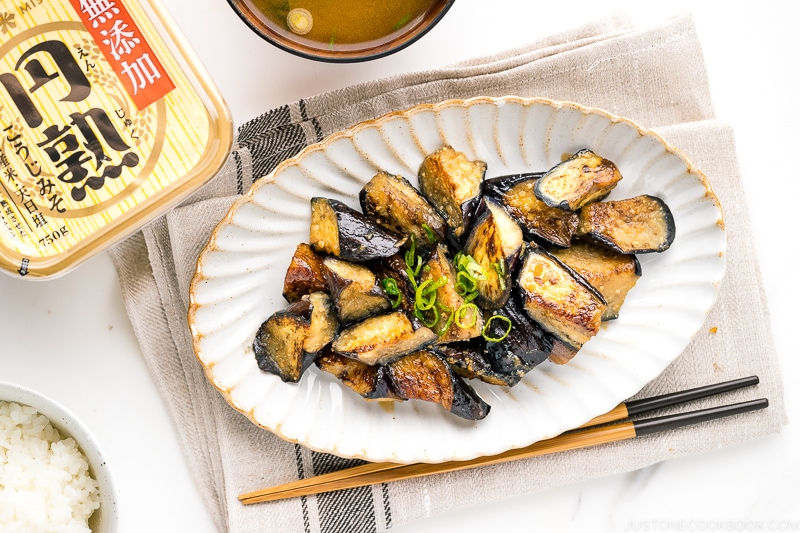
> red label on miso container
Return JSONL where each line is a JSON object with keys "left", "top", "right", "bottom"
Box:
{"left": 68, "top": 0, "right": 175, "bottom": 110}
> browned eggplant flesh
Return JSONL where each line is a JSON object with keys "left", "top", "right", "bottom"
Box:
{"left": 548, "top": 238, "right": 641, "bottom": 320}
{"left": 516, "top": 244, "right": 607, "bottom": 351}
{"left": 360, "top": 171, "right": 448, "bottom": 253}
{"left": 331, "top": 311, "right": 438, "bottom": 366}
{"left": 252, "top": 144, "right": 675, "bottom": 421}
{"left": 386, "top": 350, "right": 490, "bottom": 420}
{"left": 323, "top": 256, "right": 391, "bottom": 324}
{"left": 535, "top": 149, "right": 622, "bottom": 211}
{"left": 253, "top": 312, "right": 313, "bottom": 383}
{"left": 462, "top": 197, "right": 524, "bottom": 310}
{"left": 484, "top": 172, "right": 578, "bottom": 247}
{"left": 282, "top": 243, "right": 329, "bottom": 303}
{"left": 253, "top": 291, "right": 339, "bottom": 383}
{"left": 577, "top": 194, "right": 676, "bottom": 254}
{"left": 417, "top": 145, "right": 486, "bottom": 242}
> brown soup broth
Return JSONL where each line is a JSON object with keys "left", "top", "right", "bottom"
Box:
{"left": 247, "top": 0, "right": 441, "bottom": 48}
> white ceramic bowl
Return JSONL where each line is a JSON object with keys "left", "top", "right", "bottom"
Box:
{"left": 0, "top": 381, "right": 119, "bottom": 532}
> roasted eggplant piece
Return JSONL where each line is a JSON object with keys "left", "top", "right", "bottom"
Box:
{"left": 417, "top": 146, "right": 486, "bottom": 241}
{"left": 315, "top": 349, "right": 400, "bottom": 401}
{"left": 417, "top": 244, "right": 484, "bottom": 342}
{"left": 548, "top": 238, "right": 641, "bottom": 320}
{"left": 359, "top": 171, "right": 447, "bottom": 253}
{"left": 516, "top": 244, "right": 607, "bottom": 351}
{"left": 253, "top": 312, "right": 311, "bottom": 383}
{"left": 535, "top": 149, "right": 622, "bottom": 211}
{"left": 331, "top": 311, "right": 437, "bottom": 366}
{"left": 310, "top": 197, "right": 406, "bottom": 261}
{"left": 462, "top": 197, "right": 524, "bottom": 310}
{"left": 323, "top": 256, "right": 391, "bottom": 324}
{"left": 282, "top": 243, "right": 328, "bottom": 303}
{"left": 483, "top": 172, "right": 578, "bottom": 247}
{"left": 386, "top": 350, "right": 491, "bottom": 420}
{"left": 576, "top": 194, "right": 676, "bottom": 254}
{"left": 253, "top": 292, "right": 338, "bottom": 383}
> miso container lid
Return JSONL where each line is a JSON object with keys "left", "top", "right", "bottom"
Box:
{"left": 0, "top": 0, "right": 233, "bottom": 279}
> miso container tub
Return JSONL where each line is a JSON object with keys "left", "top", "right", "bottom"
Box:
{"left": 0, "top": 0, "right": 233, "bottom": 279}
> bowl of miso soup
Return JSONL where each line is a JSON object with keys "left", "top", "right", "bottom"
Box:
{"left": 226, "top": 0, "right": 455, "bottom": 62}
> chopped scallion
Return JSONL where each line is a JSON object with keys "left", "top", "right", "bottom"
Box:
{"left": 482, "top": 315, "right": 512, "bottom": 342}
{"left": 381, "top": 277, "right": 402, "bottom": 309}
{"left": 455, "top": 303, "right": 479, "bottom": 329}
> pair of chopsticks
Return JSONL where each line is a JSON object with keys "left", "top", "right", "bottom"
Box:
{"left": 239, "top": 375, "right": 766, "bottom": 504}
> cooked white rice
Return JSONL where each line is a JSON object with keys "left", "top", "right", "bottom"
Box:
{"left": 0, "top": 400, "right": 100, "bottom": 533}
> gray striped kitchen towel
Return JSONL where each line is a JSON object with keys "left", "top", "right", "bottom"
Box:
{"left": 109, "top": 12, "right": 786, "bottom": 533}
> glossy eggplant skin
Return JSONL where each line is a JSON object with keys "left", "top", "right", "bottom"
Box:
{"left": 535, "top": 149, "right": 622, "bottom": 211}
{"left": 515, "top": 244, "right": 607, "bottom": 351}
{"left": 323, "top": 256, "right": 391, "bottom": 325}
{"left": 483, "top": 172, "right": 579, "bottom": 247}
{"left": 310, "top": 197, "right": 405, "bottom": 262}
{"left": 462, "top": 198, "right": 524, "bottom": 310}
{"left": 576, "top": 194, "right": 676, "bottom": 254}
{"left": 417, "top": 244, "right": 484, "bottom": 342}
{"left": 359, "top": 171, "right": 447, "bottom": 254}
{"left": 282, "top": 243, "right": 329, "bottom": 303}
{"left": 315, "top": 349, "right": 400, "bottom": 401}
{"left": 331, "top": 311, "right": 438, "bottom": 366}
{"left": 417, "top": 146, "right": 486, "bottom": 242}
{"left": 386, "top": 350, "right": 491, "bottom": 420}
{"left": 549, "top": 238, "right": 641, "bottom": 320}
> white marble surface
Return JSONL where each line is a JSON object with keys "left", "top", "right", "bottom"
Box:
{"left": 2, "top": 1, "right": 798, "bottom": 532}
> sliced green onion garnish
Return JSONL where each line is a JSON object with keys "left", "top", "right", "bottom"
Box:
{"left": 381, "top": 277, "right": 402, "bottom": 309}
{"left": 456, "top": 270, "right": 477, "bottom": 293}
{"left": 421, "top": 223, "right": 436, "bottom": 243}
{"left": 415, "top": 276, "right": 447, "bottom": 311}
{"left": 415, "top": 305, "right": 439, "bottom": 328}
{"left": 404, "top": 234, "right": 417, "bottom": 268}
{"left": 493, "top": 261, "right": 507, "bottom": 291}
{"left": 415, "top": 280, "right": 437, "bottom": 310}
{"left": 424, "top": 275, "right": 448, "bottom": 294}
{"left": 482, "top": 314, "right": 512, "bottom": 342}
{"left": 455, "top": 303, "right": 479, "bottom": 329}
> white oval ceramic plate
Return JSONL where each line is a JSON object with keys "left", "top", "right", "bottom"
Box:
{"left": 188, "top": 97, "right": 726, "bottom": 464}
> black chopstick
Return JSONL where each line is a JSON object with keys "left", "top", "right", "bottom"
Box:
{"left": 581, "top": 375, "right": 759, "bottom": 428}
{"left": 633, "top": 398, "right": 768, "bottom": 436}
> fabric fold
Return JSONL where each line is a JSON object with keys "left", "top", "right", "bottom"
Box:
{"left": 109, "top": 13, "right": 786, "bottom": 533}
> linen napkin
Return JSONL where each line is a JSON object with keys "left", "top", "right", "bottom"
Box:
{"left": 109, "top": 13, "right": 787, "bottom": 533}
